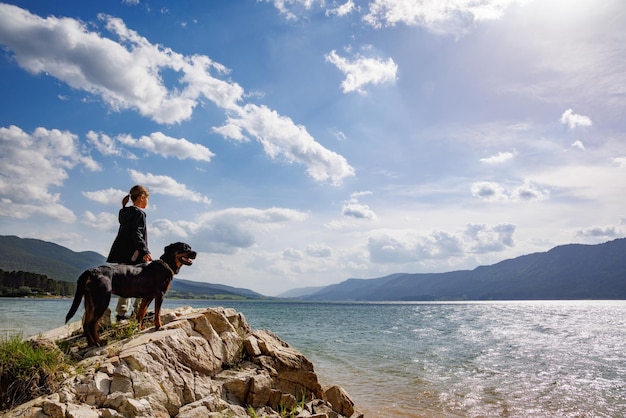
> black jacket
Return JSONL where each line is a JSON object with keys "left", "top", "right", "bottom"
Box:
{"left": 106, "top": 206, "right": 149, "bottom": 264}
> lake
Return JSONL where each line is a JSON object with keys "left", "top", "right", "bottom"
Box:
{"left": 2, "top": 298, "right": 626, "bottom": 417}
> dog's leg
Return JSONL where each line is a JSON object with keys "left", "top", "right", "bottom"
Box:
{"left": 83, "top": 290, "right": 97, "bottom": 346}
{"left": 135, "top": 297, "right": 153, "bottom": 329}
{"left": 91, "top": 292, "right": 111, "bottom": 346}
{"left": 153, "top": 294, "right": 164, "bottom": 329}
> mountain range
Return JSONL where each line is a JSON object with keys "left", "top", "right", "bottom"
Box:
{"left": 0, "top": 235, "right": 264, "bottom": 299}
{"left": 282, "top": 238, "right": 626, "bottom": 301}
{"left": 2, "top": 235, "right": 625, "bottom": 301}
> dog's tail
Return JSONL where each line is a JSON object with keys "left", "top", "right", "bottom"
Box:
{"left": 65, "top": 270, "right": 89, "bottom": 323}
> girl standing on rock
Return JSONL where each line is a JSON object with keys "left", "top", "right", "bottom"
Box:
{"left": 107, "top": 184, "right": 152, "bottom": 321}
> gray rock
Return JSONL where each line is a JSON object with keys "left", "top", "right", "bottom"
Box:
{"left": 5, "top": 307, "right": 362, "bottom": 418}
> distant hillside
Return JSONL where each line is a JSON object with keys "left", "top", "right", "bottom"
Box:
{"left": 169, "top": 278, "right": 265, "bottom": 299}
{"left": 0, "top": 235, "right": 265, "bottom": 299}
{"left": 293, "top": 239, "right": 626, "bottom": 301}
{"left": 276, "top": 285, "right": 326, "bottom": 298}
{"left": 0, "top": 235, "right": 105, "bottom": 282}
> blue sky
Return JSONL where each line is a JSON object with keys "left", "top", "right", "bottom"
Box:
{"left": 0, "top": 0, "right": 624, "bottom": 296}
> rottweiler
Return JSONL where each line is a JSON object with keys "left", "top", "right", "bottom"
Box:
{"left": 65, "top": 242, "right": 197, "bottom": 346}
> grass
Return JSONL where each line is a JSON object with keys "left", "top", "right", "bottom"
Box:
{"left": 0, "top": 317, "right": 146, "bottom": 412}
{"left": 0, "top": 334, "right": 67, "bottom": 411}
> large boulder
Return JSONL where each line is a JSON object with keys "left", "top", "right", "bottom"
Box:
{"left": 4, "top": 307, "right": 363, "bottom": 418}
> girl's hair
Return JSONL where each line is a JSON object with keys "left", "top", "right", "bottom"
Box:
{"left": 122, "top": 185, "right": 150, "bottom": 207}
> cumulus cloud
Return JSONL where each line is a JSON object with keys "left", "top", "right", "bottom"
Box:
{"left": 480, "top": 151, "right": 514, "bottom": 164}
{"left": 326, "top": 1, "right": 356, "bottom": 17}
{"left": 116, "top": 132, "right": 215, "bottom": 161}
{"left": 325, "top": 49, "right": 397, "bottom": 94}
{"left": 368, "top": 223, "right": 515, "bottom": 264}
{"left": 368, "top": 231, "right": 464, "bottom": 263}
{"left": 470, "top": 181, "right": 508, "bottom": 201}
{"left": 197, "top": 207, "right": 308, "bottom": 224}
{"left": 129, "top": 169, "right": 212, "bottom": 206}
{"left": 214, "top": 104, "right": 355, "bottom": 185}
{"left": 82, "top": 210, "right": 118, "bottom": 232}
{"left": 0, "top": 125, "right": 99, "bottom": 222}
{"left": 560, "top": 109, "right": 592, "bottom": 129}
{"left": 471, "top": 180, "right": 549, "bottom": 202}
{"left": 82, "top": 188, "right": 127, "bottom": 205}
{"left": 342, "top": 191, "right": 377, "bottom": 220}
{"left": 283, "top": 247, "right": 304, "bottom": 261}
{"left": 363, "top": 0, "right": 525, "bottom": 35}
{"left": 86, "top": 131, "right": 133, "bottom": 158}
{"left": 571, "top": 140, "right": 585, "bottom": 150}
{"left": 464, "top": 223, "right": 515, "bottom": 253}
{"left": 305, "top": 243, "right": 333, "bottom": 257}
{"left": 0, "top": 4, "right": 352, "bottom": 185}
{"left": 343, "top": 203, "right": 377, "bottom": 219}
{"left": 264, "top": 0, "right": 523, "bottom": 36}
{"left": 151, "top": 206, "right": 308, "bottom": 254}
{"left": 576, "top": 225, "right": 619, "bottom": 238}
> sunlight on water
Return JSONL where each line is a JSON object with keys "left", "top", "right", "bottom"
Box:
{"left": 2, "top": 299, "right": 626, "bottom": 417}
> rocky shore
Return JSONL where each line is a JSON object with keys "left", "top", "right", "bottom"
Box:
{"left": 4, "top": 306, "right": 363, "bottom": 418}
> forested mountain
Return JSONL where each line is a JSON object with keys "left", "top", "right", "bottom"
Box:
{"left": 0, "top": 269, "right": 76, "bottom": 297}
{"left": 0, "top": 235, "right": 105, "bottom": 282}
{"left": 0, "top": 235, "right": 264, "bottom": 299}
{"left": 294, "top": 239, "right": 626, "bottom": 301}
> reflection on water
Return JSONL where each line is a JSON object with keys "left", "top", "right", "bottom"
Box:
{"left": 2, "top": 299, "right": 626, "bottom": 417}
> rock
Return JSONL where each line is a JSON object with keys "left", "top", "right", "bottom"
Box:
{"left": 4, "top": 307, "right": 362, "bottom": 418}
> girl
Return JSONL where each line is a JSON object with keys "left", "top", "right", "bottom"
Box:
{"left": 107, "top": 185, "right": 152, "bottom": 321}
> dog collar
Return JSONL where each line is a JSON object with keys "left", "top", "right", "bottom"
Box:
{"left": 157, "top": 259, "right": 176, "bottom": 277}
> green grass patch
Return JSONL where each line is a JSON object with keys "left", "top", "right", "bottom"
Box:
{"left": 0, "top": 334, "right": 68, "bottom": 411}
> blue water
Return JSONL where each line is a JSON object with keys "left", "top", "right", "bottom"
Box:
{"left": 2, "top": 298, "right": 626, "bottom": 417}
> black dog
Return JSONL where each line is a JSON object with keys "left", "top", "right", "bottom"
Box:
{"left": 66, "top": 242, "right": 196, "bottom": 346}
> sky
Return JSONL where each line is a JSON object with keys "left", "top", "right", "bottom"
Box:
{"left": 0, "top": 0, "right": 625, "bottom": 296}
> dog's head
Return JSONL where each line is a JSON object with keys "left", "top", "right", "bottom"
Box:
{"left": 160, "top": 242, "right": 197, "bottom": 274}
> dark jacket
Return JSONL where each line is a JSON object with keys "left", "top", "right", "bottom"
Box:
{"left": 106, "top": 206, "right": 149, "bottom": 264}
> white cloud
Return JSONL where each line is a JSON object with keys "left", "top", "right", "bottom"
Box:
{"left": 576, "top": 225, "right": 619, "bottom": 238}
{"left": 480, "top": 151, "right": 515, "bottom": 164}
{"left": 305, "top": 243, "right": 333, "bottom": 257}
{"left": 283, "top": 247, "right": 304, "bottom": 261}
{"left": 342, "top": 203, "right": 377, "bottom": 220}
{"left": 263, "top": 0, "right": 320, "bottom": 20}
{"left": 150, "top": 206, "right": 308, "bottom": 254}
{"left": 197, "top": 207, "right": 308, "bottom": 224}
{"left": 86, "top": 131, "right": 132, "bottom": 158}
{"left": 363, "top": 0, "right": 526, "bottom": 34}
{"left": 325, "top": 49, "right": 398, "bottom": 94}
{"left": 82, "top": 188, "right": 126, "bottom": 205}
{"left": 326, "top": 1, "right": 356, "bottom": 17}
{"left": 470, "top": 181, "right": 508, "bottom": 201}
{"left": 471, "top": 180, "right": 549, "bottom": 202}
{"left": 116, "top": 132, "right": 215, "bottom": 161}
{"left": 129, "top": 169, "right": 212, "bottom": 206}
{"left": 0, "top": 4, "right": 354, "bottom": 185}
{"left": 464, "top": 223, "right": 515, "bottom": 253}
{"left": 0, "top": 125, "right": 98, "bottom": 222}
{"left": 82, "top": 210, "right": 118, "bottom": 232}
{"left": 571, "top": 140, "right": 585, "bottom": 150}
{"left": 368, "top": 230, "right": 464, "bottom": 264}
{"left": 560, "top": 109, "right": 592, "bottom": 129}
{"left": 214, "top": 104, "right": 355, "bottom": 185}
{"left": 342, "top": 191, "right": 377, "bottom": 220}
{"left": 368, "top": 222, "right": 515, "bottom": 264}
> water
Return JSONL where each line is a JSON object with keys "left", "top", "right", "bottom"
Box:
{"left": 2, "top": 298, "right": 626, "bottom": 417}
